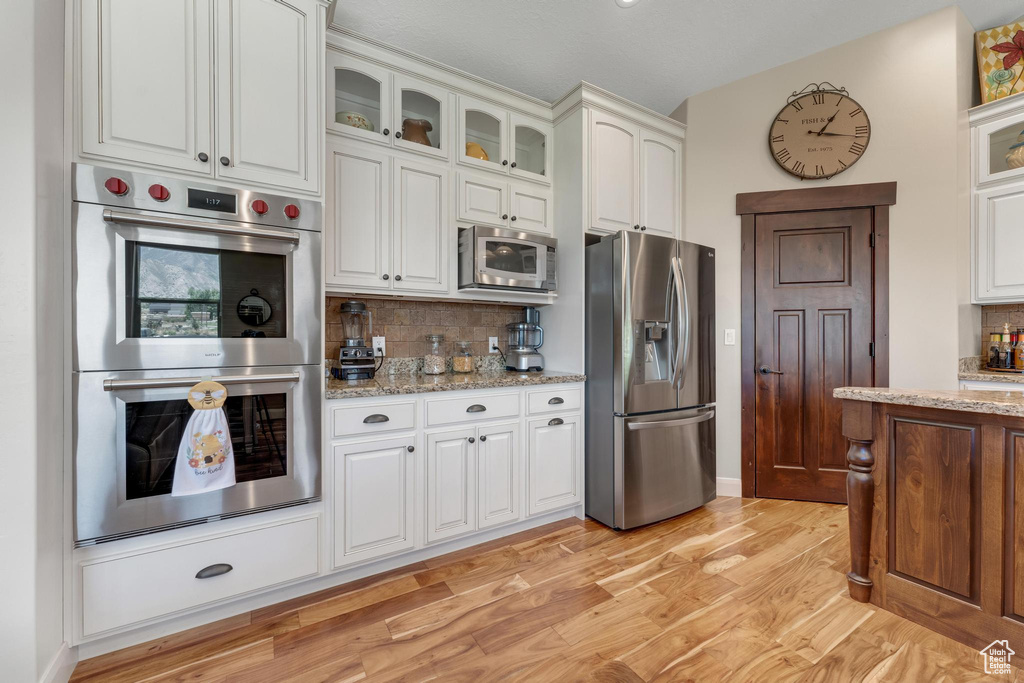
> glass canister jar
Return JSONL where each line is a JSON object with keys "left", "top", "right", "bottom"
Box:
{"left": 453, "top": 341, "right": 474, "bottom": 373}
{"left": 424, "top": 334, "right": 446, "bottom": 375}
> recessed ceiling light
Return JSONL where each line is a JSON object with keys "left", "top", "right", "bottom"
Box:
{"left": 615, "top": 0, "right": 640, "bottom": 7}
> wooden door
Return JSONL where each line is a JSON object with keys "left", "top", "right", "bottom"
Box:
{"left": 527, "top": 415, "right": 581, "bottom": 515}
{"left": 638, "top": 129, "right": 682, "bottom": 237}
{"left": 325, "top": 143, "right": 391, "bottom": 290}
{"left": 477, "top": 422, "right": 520, "bottom": 529}
{"left": 79, "top": 0, "right": 214, "bottom": 174}
{"left": 392, "top": 158, "right": 448, "bottom": 293}
{"left": 426, "top": 429, "right": 476, "bottom": 543}
{"left": 216, "top": 0, "right": 320, "bottom": 192}
{"left": 590, "top": 109, "right": 639, "bottom": 233}
{"left": 332, "top": 436, "right": 414, "bottom": 568}
{"left": 754, "top": 209, "right": 874, "bottom": 503}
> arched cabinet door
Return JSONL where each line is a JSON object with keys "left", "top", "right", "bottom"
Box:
{"left": 590, "top": 109, "right": 640, "bottom": 233}
{"left": 510, "top": 114, "right": 553, "bottom": 186}
{"left": 393, "top": 75, "right": 450, "bottom": 160}
{"left": 458, "top": 95, "right": 508, "bottom": 174}
{"left": 639, "top": 129, "right": 682, "bottom": 238}
{"left": 329, "top": 53, "right": 392, "bottom": 146}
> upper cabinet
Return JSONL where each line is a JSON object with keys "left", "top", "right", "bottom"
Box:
{"left": 329, "top": 53, "right": 450, "bottom": 161}
{"left": 459, "top": 96, "right": 552, "bottom": 186}
{"left": 589, "top": 108, "right": 681, "bottom": 238}
{"left": 77, "top": 0, "right": 326, "bottom": 194}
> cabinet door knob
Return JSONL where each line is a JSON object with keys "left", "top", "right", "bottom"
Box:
{"left": 502, "top": 214, "right": 508, "bottom": 220}
{"left": 382, "top": 128, "right": 390, "bottom": 136}
{"left": 468, "top": 437, "right": 476, "bottom": 443}
{"left": 220, "top": 156, "right": 230, "bottom": 166}
{"left": 502, "top": 160, "right": 508, "bottom": 166}
{"left": 479, "top": 435, "right": 487, "bottom": 442}
{"left": 395, "top": 131, "right": 403, "bottom": 139}
{"left": 407, "top": 445, "right": 415, "bottom": 452}
{"left": 634, "top": 225, "right": 640, "bottom": 230}
{"left": 510, "top": 216, "right": 517, "bottom": 222}
{"left": 198, "top": 152, "right": 209, "bottom": 162}
{"left": 510, "top": 162, "right": 517, "bottom": 168}
{"left": 641, "top": 226, "right": 647, "bottom": 231}
{"left": 195, "top": 563, "right": 233, "bottom": 579}
{"left": 382, "top": 274, "right": 389, "bottom": 280}
{"left": 548, "top": 418, "right": 564, "bottom": 426}
{"left": 395, "top": 274, "right": 402, "bottom": 281}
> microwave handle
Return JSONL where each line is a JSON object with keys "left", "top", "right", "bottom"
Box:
{"left": 103, "top": 373, "right": 300, "bottom": 391}
{"left": 103, "top": 208, "right": 301, "bottom": 244}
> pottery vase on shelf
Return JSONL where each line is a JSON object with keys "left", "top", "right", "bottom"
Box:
{"left": 465, "top": 142, "right": 489, "bottom": 161}
{"left": 336, "top": 110, "right": 374, "bottom": 131}
{"left": 1007, "top": 131, "right": 1024, "bottom": 169}
{"left": 401, "top": 118, "right": 433, "bottom": 147}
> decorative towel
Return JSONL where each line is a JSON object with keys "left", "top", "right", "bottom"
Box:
{"left": 171, "top": 380, "right": 236, "bottom": 497}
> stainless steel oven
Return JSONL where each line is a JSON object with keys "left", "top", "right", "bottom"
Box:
{"left": 74, "top": 365, "right": 321, "bottom": 545}
{"left": 458, "top": 225, "right": 557, "bottom": 292}
{"left": 72, "top": 164, "right": 321, "bottom": 371}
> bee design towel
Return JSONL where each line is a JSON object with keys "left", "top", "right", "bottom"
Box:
{"left": 172, "top": 380, "right": 236, "bottom": 497}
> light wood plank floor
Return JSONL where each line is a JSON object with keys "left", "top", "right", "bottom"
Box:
{"left": 71, "top": 497, "right": 1019, "bottom": 682}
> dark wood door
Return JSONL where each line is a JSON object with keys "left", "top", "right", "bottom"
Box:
{"left": 754, "top": 209, "right": 874, "bottom": 503}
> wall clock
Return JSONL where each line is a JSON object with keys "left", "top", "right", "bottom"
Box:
{"left": 768, "top": 83, "right": 870, "bottom": 180}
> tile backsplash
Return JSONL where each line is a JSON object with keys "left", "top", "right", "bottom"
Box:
{"left": 982, "top": 304, "right": 1024, "bottom": 341}
{"left": 325, "top": 297, "right": 525, "bottom": 360}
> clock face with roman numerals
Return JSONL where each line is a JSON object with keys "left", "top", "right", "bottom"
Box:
{"left": 768, "top": 91, "right": 870, "bottom": 180}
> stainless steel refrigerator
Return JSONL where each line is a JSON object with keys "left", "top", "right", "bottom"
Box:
{"left": 585, "top": 232, "right": 716, "bottom": 529}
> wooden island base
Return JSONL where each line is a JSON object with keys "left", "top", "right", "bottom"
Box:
{"left": 839, "top": 389, "right": 1024, "bottom": 654}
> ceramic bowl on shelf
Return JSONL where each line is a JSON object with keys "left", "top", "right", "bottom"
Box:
{"left": 336, "top": 111, "right": 374, "bottom": 131}
{"left": 465, "top": 142, "right": 489, "bottom": 161}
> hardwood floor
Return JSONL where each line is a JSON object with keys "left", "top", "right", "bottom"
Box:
{"left": 71, "top": 497, "right": 1018, "bottom": 682}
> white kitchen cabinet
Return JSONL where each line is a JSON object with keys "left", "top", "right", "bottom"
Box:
{"left": 975, "top": 181, "right": 1024, "bottom": 302}
{"left": 325, "top": 143, "right": 391, "bottom": 290}
{"left": 590, "top": 109, "right": 640, "bottom": 233}
{"left": 333, "top": 435, "right": 415, "bottom": 568}
{"left": 393, "top": 75, "right": 449, "bottom": 160}
{"left": 527, "top": 414, "right": 582, "bottom": 515}
{"left": 639, "top": 129, "right": 683, "bottom": 238}
{"left": 960, "top": 380, "right": 1024, "bottom": 392}
{"left": 457, "top": 173, "right": 508, "bottom": 227}
{"left": 78, "top": 0, "right": 214, "bottom": 174}
{"left": 426, "top": 428, "right": 477, "bottom": 543}
{"left": 328, "top": 53, "right": 392, "bottom": 145}
{"left": 510, "top": 185, "right": 554, "bottom": 235}
{"left": 510, "top": 114, "right": 553, "bottom": 185}
{"left": 77, "top": 0, "right": 325, "bottom": 193}
{"left": 392, "top": 158, "right": 448, "bottom": 292}
{"left": 477, "top": 422, "right": 520, "bottom": 529}
{"left": 459, "top": 96, "right": 509, "bottom": 174}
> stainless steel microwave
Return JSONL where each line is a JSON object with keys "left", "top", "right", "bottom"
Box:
{"left": 458, "top": 226, "right": 557, "bottom": 292}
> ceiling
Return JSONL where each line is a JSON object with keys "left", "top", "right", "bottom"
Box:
{"left": 334, "top": 0, "right": 1020, "bottom": 115}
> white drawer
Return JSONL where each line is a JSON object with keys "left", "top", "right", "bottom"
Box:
{"left": 81, "top": 517, "right": 318, "bottom": 636}
{"left": 527, "top": 387, "right": 582, "bottom": 415}
{"left": 426, "top": 392, "right": 520, "bottom": 426}
{"left": 332, "top": 401, "right": 416, "bottom": 438}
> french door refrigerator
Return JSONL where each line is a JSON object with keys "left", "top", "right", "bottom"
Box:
{"left": 585, "top": 232, "right": 716, "bottom": 529}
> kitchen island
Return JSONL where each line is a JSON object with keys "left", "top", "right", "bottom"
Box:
{"left": 837, "top": 386, "right": 1024, "bottom": 653}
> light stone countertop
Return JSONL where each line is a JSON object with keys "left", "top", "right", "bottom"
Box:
{"left": 326, "top": 370, "right": 586, "bottom": 399}
{"left": 957, "top": 355, "right": 1024, "bottom": 384}
{"left": 833, "top": 386, "right": 1024, "bottom": 417}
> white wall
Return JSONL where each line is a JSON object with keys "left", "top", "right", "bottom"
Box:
{"left": 672, "top": 7, "right": 976, "bottom": 480}
{"left": 0, "top": 0, "right": 67, "bottom": 680}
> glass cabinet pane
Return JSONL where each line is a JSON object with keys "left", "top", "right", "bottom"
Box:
{"left": 335, "top": 68, "right": 383, "bottom": 134}
{"left": 465, "top": 109, "right": 502, "bottom": 163}
{"left": 990, "top": 121, "right": 1024, "bottom": 176}
{"left": 514, "top": 125, "right": 546, "bottom": 177}
{"left": 398, "top": 89, "right": 441, "bottom": 150}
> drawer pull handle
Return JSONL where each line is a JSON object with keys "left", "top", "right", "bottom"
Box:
{"left": 547, "top": 397, "right": 564, "bottom": 405}
{"left": 363, "top": 414, "right": 390, "bottom": 424}
{"left": 548, "top": 418, "right": 564, "bottom": 426}
{"left": 466, "top": 404, "right": 487, "bottom": 413}
{"left": 195, "top": 563, "right": 233, "bottom": 579}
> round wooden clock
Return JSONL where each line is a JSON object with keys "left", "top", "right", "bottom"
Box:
{"left": 768, "top": 86, "right": 870, "bottom": 180}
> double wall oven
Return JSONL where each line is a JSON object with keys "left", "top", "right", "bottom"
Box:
{"left": 72, "top": 164, "right": 322, "bottom": 545}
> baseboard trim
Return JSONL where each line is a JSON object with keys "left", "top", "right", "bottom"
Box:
{"left": 40, "top": 642, "right": 76, "bottom": 683}
{"left": 716, "top": 477, "right": 742, "bottom": 498}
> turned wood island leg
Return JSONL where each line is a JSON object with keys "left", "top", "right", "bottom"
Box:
{"left": 842, "top": 399, "right": 875, "bottom": 603}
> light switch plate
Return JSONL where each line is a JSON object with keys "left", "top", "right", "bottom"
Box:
{"left": 724, "top": 329, "right": 736, "bottom": 346}
{"left": 489, "top": 336, "right": 499, "bottom": 353}
{"left": 372, "top": 336, "right": 386, "bottom": 357}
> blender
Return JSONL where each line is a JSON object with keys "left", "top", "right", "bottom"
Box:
{"left": 337, "top": 300, "right": 376, "bottom": 380}
{"left": 506, "top": 307, "right": 544, "bottom": 372}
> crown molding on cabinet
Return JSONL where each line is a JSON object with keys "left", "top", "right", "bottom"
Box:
{"left": 552, "top": 81, "right": 686, "bottom": 140}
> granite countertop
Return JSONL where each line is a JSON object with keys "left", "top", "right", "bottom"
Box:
{"left": 958, "top": 355, "right": 1024, "bottom": 384}
{"left": 834, "top": 386, "right": 1024, "bottom": 418}
{"left": 326, "top": 369, "right": 587, "bottom": 399}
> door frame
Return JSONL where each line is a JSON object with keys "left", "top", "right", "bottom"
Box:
{"left": 736, "top": 182, "right": 896, "bottom": 498}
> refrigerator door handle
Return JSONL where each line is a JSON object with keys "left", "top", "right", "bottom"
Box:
{"left": 670, "top": 256, "right": 690, "bottom": 389}
{"left": 626, "top": 408, "right": 715, "bottom": 431}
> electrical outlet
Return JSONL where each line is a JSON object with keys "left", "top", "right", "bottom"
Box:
{"left": 724, "top": 329, "right": 736, "bottom": 346}
{"left": 372, "top": 336, "right": 386, "bottom": 357}
{"left": 489, "top": 336, "right": 499, "bottom": 353}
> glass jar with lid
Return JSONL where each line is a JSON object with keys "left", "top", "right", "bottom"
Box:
{"left": 424, "top": 334, "right": 445, "bottom": 375}
{"left": 453, "top": 341, "right": 473, "bottom": 373}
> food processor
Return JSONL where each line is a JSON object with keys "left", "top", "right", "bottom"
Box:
{"left": 505, "top": 306, "right": 544, "bottom": 372}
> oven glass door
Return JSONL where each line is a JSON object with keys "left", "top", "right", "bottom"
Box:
{"left": 74, "top": 366, "right": 321, "bottom": 544}
{"left": 73, "top": 203, "right": 321, "bottom": 371}
{"left": 477, "top": 235, "right": 545, "bottom": 285}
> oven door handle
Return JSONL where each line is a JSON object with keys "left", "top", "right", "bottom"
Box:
{"left": 103, "top": 373, "right": 301, "bottom": 391}
{"left": 103, "top": 208, "right": 301, "bottom": 244}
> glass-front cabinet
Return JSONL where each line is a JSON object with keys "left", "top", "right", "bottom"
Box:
{"left": 393, "top": 75, "right": 448, "bottom": 160}
{"left": 510, "top": 114, "right": 552, "bottom": 184}
{"left": 458, "top": 96, "right": 551, "bottom": 185}
{"left": 977, "top": 107, "right": 1024, "bottom": 185}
